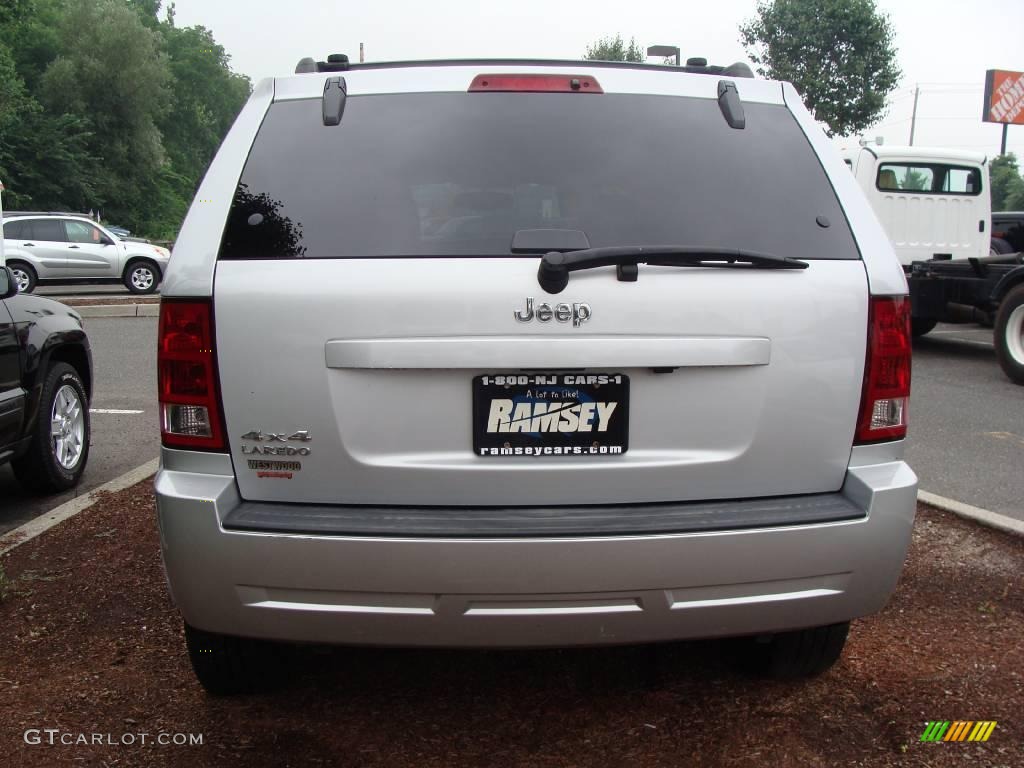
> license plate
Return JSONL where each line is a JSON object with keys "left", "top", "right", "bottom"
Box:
{"left": 473, "top": 373, "right": 629, "bottom": 457}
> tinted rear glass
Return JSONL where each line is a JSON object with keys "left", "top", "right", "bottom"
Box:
{"left": 30, "top": 219, "right": 66, "bottom": 242}
{"left": 3, "top": 220, "right": 29, "bottom": 239}
{"left": 220, "top": 93, "right": 858, "bottom": 260}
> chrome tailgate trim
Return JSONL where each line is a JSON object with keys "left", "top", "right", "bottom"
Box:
{"left": 325, "top": 336, "right": 770, "bottom": 369}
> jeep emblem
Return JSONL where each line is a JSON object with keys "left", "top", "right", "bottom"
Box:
{"left": 514, "top": 297, "right": 591, "bottom": 327}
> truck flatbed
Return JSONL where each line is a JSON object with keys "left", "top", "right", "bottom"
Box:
{"left": 908, "top": 253, "right": 1024, "bottom": 384}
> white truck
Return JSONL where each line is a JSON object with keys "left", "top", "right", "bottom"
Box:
{"left": 841, "top": 145, "right": 1024, "bottom": 383}
{"left": 840, "top": 145, "right": 991, "bottom": 266}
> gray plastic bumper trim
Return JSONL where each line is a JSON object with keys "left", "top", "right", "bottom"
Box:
{"left": 222, "top": 492, "right": 864, "bottom": 538}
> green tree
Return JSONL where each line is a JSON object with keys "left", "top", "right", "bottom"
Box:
{"left": 0, "top": 43, "right": 28, "bottom": 129}
{"left": 0, "top": 0, "right": 250, "bottom": 238}
{"left": 38, "top": 0, "right": 172, "bottom": 227}
{"left": 148, "top": 21, "right": 250, "bottom": 233}
{"left": 0, "top": 40, "right": 97, "bottom": 211}
{"left": 0, "top": 109, "right": 99, "bottom": 211}
{"left": 739, "top": 0, "right": 901, "bottom": 137}
{"left": 126, "top": 0, "right": 161, "bottom": 27}
{"left": 583, "top": 34, "right": 644, "bottom": 63}
{"left": 990, "top": 153, "right": 1024, "bottom": 212}
{"left": 0, "top": 0, "right": 61, "bottom": 93}
{"left": 1009, "top": 186, "right": 1024, "bottom": 212}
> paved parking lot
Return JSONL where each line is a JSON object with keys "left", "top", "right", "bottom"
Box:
{"left": 908, "top": 324, "right": 1024, "bottom": 520}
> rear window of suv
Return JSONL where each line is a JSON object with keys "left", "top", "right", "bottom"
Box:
{"left": 3, "top": 218, "right": 66, "bottom": 241}
{"left": 2, "top": 220, "right": 29, "bottom": 239}
{"left": 219, "top": 92, "right": 858, "bottom": 261}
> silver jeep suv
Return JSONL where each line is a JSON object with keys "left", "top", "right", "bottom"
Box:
{"left": 155, "top": 57, "right": 917, "bottom": 695}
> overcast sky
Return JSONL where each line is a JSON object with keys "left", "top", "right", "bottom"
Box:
{"left": 170, "top": 0, "right": 1023, "bottom": 156}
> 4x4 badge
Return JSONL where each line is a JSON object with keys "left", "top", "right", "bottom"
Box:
{"left": 240, "top": 429, "right": 312, "bottom": 456}
{"left": 240, "top": 430, "right": 312, "bottom": 442}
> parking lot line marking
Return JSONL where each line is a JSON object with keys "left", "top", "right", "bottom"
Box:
{"left": 89, "top": 408, "right": 144, "bottom": 414}
{"left": 0, "top": 459, "right": 159, "bottom": 556}
{"left": 983, "top": 431, "right": 1024, "bottom": 446}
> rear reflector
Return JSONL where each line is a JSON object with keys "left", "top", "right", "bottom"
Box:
{"left": 468, "top": 74, "right": 603, "bottom": 93}
{"left": 158, "top": 299, "right": 226, "bottom": 451}
{"left": 855, "top": 296, "right": 911, "bottom": 443}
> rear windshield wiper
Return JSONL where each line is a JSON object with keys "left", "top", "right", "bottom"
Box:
{"left": 536, "top": 246, "right": 808, "bottom": 293}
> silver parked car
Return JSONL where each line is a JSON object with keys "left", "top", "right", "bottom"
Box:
{"left": 2, "top": 213, "right": 170, "bottom": 294}
{"left": 155, "top": 57, "right": 917, "bottom": 695}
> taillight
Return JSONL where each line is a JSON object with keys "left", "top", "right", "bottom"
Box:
{"left": 468, "top": 74, "right": 604, "bottom": 93}
{"left": 158, "top": 299, "right": 226, "bottom": 451}
{"left": 855, "top": 296, "right": 911, "bottom": 443}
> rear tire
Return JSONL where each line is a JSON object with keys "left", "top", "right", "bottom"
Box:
{"left": 746, "top": 622, "right": 850, "bottom": 679}
{"left": 994, "top": 285, "right": 1024, "bottom": 385}
{"left": 184, "top": 623, "right": 284, "bottom": 696}
{"left": 123, "top": 259, "right": 160, "bottom": 294}
{"left": 7, "top": 261, "right": 37, "bottom": 293}
{"left": 911, "top": 317, "right": 937, "bottom": 337}
{"left": 11, "top": 363, "right": 90, "bottom": 493}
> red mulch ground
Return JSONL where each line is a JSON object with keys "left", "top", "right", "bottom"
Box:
{"left": 1, "top": 482, "right": 1021, "bottom": 767}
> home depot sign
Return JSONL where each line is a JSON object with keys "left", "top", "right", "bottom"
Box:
{"left": 983, "top": 69, "right": 1024, "bottom": 125}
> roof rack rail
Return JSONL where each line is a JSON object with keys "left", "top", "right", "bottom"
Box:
{"left": 3, "top": 210, "right": 94, "bottom": 218}
{"left": 293, "top": 57, "right": 756, "bottom": 78}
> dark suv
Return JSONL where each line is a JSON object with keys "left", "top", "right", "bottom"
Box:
{"left": 1, "top": 264, "right": 92, "bottom": 492}
{"left": 992, "top": 212, "right": 1024, "bottom": 254}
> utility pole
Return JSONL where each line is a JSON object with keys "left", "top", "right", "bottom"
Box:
{"left": 908, "top": 84, "right": 920, "bottom": 146}
{"left": 359, "top": 42, "right": 364, "bottom": 63}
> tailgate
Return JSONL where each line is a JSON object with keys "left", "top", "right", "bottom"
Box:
{"left": 216, "top": 258, "right": 867, "bottom": 505}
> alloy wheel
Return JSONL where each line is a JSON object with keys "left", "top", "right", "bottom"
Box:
{"left": 50, "top": 384, "right": 85, "bottom": 470}
{"left": 131, "top": 266, "right": 155, "bottom": 291}
{"left": 11, "top": 267, "right": 31, "bottom": 293}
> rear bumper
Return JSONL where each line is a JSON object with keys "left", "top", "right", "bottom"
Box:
{"left": 154, "top": 449, "right": 917, "bottom": 647}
